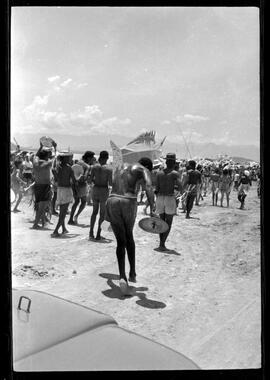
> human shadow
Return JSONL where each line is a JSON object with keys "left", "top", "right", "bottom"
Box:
{"left": 89, "top": 238, "right": 113, "bottom": 244}
{"left": 185, "top": 216, "right": 200, "bottom": 220}
{"left": 29, "top": 226, "right": 53, "bottom": 231}
{"left": 99, "top": 273, "right": 166, "bottom": 309}
{"left": 52, "top": 233, "right": 80, "bottom": 239}
{"left": 99, "top": 273, "right": 119, "bottom": 281}
{"left": 153, "top": 248, "right": 181, "bottom": 256}
{"left": 164, "top": 249, "right": 181, "bottom": 256}
{"left": 76, "top": 223, "right": 89, "bottom": 228}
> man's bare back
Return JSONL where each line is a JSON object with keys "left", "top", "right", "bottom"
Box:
{"left": 111, "top": 163, "right": 152, "bottom": 198}
{"left": 90, "top": 163, "right": 112, "bottom": 188}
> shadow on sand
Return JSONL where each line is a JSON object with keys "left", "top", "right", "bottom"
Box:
{"left": 99, "top": 273, "right": 166, "bottom": 309}
{"left": 51, "top": 233, "right": 81, "bottom": 239}
{"left": 76, "top": 223, "right": 90, "bottom": 228}
{"left": 153, "top": 248, "right": 181, "bottom": 256}
{"left": 89, "top": 237, "right": 113, "bottom": 244}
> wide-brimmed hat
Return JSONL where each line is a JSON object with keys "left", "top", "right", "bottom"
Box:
{"left": 166, "top": 153, "right": 176, "bottom": 160}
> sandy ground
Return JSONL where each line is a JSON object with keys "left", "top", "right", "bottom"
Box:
{"left": 11, "top": 185, "right": 261, "bottom": 369}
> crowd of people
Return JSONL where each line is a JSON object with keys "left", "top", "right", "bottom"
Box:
{"left": 10, "top": 139, "right": 261, "bottom": 295}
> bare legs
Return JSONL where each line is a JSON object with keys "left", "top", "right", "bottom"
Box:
{"left": 220, "top": 191, "right": 230, "bottom": 207}
{"left": 32, "top": 201, "right": 49, "bottom": 228}
{"left": 52, "top": 203, "right": 69, "bottom": 236}
{"left": 69, "top": 197, "right": 86, "bottom": 224}
{"left": 13, "top": 191, "right": 23, "bottom": 212}
{"left": 96, "top": 201, "right": 106, "bottom": 239}
{"left": 90, "top": 200, "right": 99, "bottom": 238}
{"left": 158, "top": 213, "right": 174, "bottom": 250}
{"left": 90, "top": 200, "right": 106, "bottom": 239}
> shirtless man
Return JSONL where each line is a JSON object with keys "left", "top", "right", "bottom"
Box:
{"left": 238, "top": 170, "right": 252, "bottom": 209}
{"left": 183, "top": 160, "right": 201, "bottom": 219}
{"left": 89, "top": 151, "right": 112, "bottom": 240}
{"left": 105, "top": 157, "right": 155, "bottom": 295}
{"left": 155, "top": 153, "right": 182, "bottom": 251}
{"left": 31, "top": 143, "right": 56, "bottom": 229}
{"left": 68, "top": 151, "right": 95, "bottom": 225}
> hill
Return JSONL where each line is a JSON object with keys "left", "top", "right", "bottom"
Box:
{"left": 12, "top": 133, "right": 260, "bottom": 162}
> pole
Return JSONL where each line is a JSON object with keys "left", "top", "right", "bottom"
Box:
{"left": 178, "top": 124, "right": 192, "bottom": 159}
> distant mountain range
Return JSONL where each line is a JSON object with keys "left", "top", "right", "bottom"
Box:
{"left": 12, "top": 133, "right": 260, "bottom": 163}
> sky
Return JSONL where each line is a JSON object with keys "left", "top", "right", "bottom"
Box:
{"left": 11, "top": 6, "right": 260, "bottom": 148}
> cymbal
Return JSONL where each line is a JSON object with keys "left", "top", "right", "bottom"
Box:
{"left": 138, "top": 217, "right": 169, "bottom": 234}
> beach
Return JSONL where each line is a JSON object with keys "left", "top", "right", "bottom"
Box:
{"left": 11, "top": 185, "right": 261, "bottom": 369}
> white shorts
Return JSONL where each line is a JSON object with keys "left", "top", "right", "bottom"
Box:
{"left": 155, "top": 195, "right": 177, "bottom": 215}
{"left": 57, "top": 187, "right": 74, "bottom": 205}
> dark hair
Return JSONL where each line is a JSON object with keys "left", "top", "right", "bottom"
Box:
{"left": 166, "top": 159, "right": 175, "bottom": 169}
{"left": 188, "top": 160, "right": 196, "bottom": 170}
{"left": 139, "top": 157, "right": 153, "bottom": 172}
{"left": 38, "top": 150, "right": 50, "bottom": 160}
{"left": 82, "top": 151, "right": 95, "bottom": 161}
{"left": 14, "top": 158, "right": 23, "bottom": 168}
{"left": 99, "top": 150, "right": 109, "bottom": 160}
{"left": 223, "top": 169, "right": 228, "bottom": 175}
{"left": 59, "top": 155, "right": 70, "bottom": 165}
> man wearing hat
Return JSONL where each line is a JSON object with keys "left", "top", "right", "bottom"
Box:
{"left": 237, "top": 170, "right": 252, "bottom": 209}
{"left": 154, "top": 153, "right": 182, "bottom": 252}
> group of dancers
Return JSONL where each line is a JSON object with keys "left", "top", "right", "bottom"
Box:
{"left": 10, "top": 139, "right": 260, "bottom": 295}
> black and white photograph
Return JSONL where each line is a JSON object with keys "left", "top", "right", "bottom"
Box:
{"left": 10, "top": 6, "right": 261, "bottom": 372}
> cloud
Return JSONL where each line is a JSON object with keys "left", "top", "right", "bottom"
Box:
{"left": 161, "top": 120, "right": 171, "bottom": 125}
{"left": 175, "top": 114, "right": 209, "bottom": 123}
{"left": 60, "top": 78, "right": 73, "bottom": 87}
{"left": 48, "top": 75, "right": 60, "bottom": 83}
{"left": 77, "top": 82, "right": 88, "bottom": 89}
{"left": 22, "top": 96, "right": 131, "bottom": 136}
{"left": 23, "top": 95, "right": 49, "bottom": 119}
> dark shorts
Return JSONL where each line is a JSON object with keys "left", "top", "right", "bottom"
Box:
{"left": 23, "top": 173, "right": 32, "bottom": 180}
{"left": 92, "top": 186, "right": 109, "bottom": 203}
{"left": 34, "top": 184, "right": 52, "bottom": 203}
{"left": 105, "top": 195, "right": 137, "bottom": 231}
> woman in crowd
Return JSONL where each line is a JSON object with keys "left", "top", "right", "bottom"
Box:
{"left": 11, "top": 158, "right": 27, "bottom": 212}
{"left": 209, "top": 167, "right": 220, "bottom": 206}
{"left": 219, "top": 168, "right": 233, "bottom": 207}
{"left": 51, "top": 151, "right": 77, "bottom": 237}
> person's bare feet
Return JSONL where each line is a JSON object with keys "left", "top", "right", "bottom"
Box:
{"left": 31, "top": 224, "right": 41, "bottom": 229}
{"left": 128, "top": 275, "right": 137, "bottom": 283}
{"left": 119, "top": 279, "right": 133, "bottom": 296}
{"left": 155, "top": 246, "right": 171, "bottom": 252}
{"left": 51, "top": 232, "right": 60, "bottom": 238}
